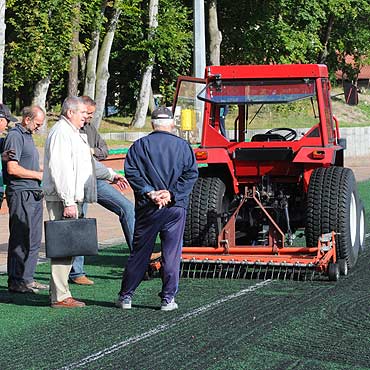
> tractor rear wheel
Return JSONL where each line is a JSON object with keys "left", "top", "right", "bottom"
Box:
{"left": 306, "top": 167, "right": 359, "bottom": 270}
{"left": 184, "top": 177, "right": 229, "bottom": 246}
{"left": 358, "top": 200, "right": 366, "bottom": 252}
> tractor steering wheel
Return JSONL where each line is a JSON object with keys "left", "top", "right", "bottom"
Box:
{"left": 265, "top": 128, "right": 297, "bottom": 141}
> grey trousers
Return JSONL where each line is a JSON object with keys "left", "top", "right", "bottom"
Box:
{"left": 7, "top": 190, "right": 43, "bottom": 287}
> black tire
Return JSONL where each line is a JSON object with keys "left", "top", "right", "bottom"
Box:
{"left": 306, "top": 167, "right": 359, "bottom": 270}
{"left": 358, "top": 200, "right": 366, "bottom": 253}
{"left": 338, "top": 258, "right": 348, "bottom": 276}
{"left": 184, "top": 177, "right": 229, "bottom": 246}
{"left": 328, "top": 263, "right": 340, "bottom": 281}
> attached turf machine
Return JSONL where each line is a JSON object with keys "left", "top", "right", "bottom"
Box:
{"left": 151, "top": 64, "right": 366, "bottom": 281}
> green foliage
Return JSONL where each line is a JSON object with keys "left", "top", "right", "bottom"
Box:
{"left": 107, "top": 0, "right": 192, "bottom": 112}
{"left": 327, "top": 0, "right": 370, "bottom": 82}
{"left": 5, "top": 0, "right": 74, "bottom": 92}
{"left": 2, "top": 0, "right": 369, "bottom": 116}
{"left": 218, "top": 0, "right": 370, "bottom": 80}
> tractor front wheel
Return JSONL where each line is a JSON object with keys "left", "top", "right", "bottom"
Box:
{"left": 184, "top": 177, "right": 229, "bottom": 246}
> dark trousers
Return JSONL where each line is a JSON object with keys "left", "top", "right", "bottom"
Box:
{"left": 7, "top": 190, "right": 43, "bottom": 286}
{"left": 119, "top": 206, "right": 186, "bottom": 303}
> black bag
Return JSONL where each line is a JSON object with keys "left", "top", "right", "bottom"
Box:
{"left": 44, "top": 218, "right": 98, "bottom": 258}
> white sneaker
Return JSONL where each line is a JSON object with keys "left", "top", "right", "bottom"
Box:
{"left": 115, "top": 296, "right": 132, "bottom": 309}
{"left": 160, "top": 298, "right": 178, "bottom": 311}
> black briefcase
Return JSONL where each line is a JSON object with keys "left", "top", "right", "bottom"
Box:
{"left": 44, "top": 218, "right": 98, "bottom": 258}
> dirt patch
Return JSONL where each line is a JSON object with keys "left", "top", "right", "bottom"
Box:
{"left": 332, "top": 90, "right": 370, "bottom": 125}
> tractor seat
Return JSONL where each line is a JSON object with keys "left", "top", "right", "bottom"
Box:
{"left": 251, "top": 133, "right": 286, "bottom": 142}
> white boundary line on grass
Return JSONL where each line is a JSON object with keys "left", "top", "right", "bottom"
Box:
{"left": 60, "top": 279, "right": 272, "bottom": 370}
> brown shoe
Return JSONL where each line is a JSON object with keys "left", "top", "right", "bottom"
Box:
{"left": 71, "top": 276, "right": 94, "bottom": 285}
{"left": 51, "top": 297, "right": 86, "bottom": 308}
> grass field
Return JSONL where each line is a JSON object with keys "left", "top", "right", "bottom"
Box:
{"left": 0, "top": 183, "right": 370, "bottom": 370}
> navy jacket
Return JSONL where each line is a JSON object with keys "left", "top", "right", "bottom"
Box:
{"left": 124, "top": 130, "right": 198, "bottom": 210}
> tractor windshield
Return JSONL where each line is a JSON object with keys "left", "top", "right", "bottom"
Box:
{"left": 173, "top": 76, "right": 326, "bottom": 144}
{"left": 198, "top": 78, "right": 320, "bottom": 143}
{"left": 197, "top": 79, "right": 316, "bottom": 104}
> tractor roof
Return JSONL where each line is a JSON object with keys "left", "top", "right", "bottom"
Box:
{"left": 205, "top": 64, "right": 329, "bottom": 79}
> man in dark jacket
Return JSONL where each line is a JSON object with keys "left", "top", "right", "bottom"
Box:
{"left": 116, "top": 107, "right": 198, "bottom": 311}
{"left": 3, "top": 105, "right": 47, "bottom": 294}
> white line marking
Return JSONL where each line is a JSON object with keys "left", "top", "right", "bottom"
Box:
{"left": 60, "top": 279, "right": 272, "bottom": 370}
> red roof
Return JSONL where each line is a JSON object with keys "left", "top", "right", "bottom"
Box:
{"left": 335, "top": 55, "right": 370, "bottom": 80}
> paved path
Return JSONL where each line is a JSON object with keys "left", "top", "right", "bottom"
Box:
{"left": 0, "top": 187, "right": 134, "bottom": 273}
{"left": 0, "top": 156, "right": 369, "bottom": 274}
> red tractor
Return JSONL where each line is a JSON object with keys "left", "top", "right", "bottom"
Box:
{"left": 170, "top": 64, "right": 366, "bottom": 281}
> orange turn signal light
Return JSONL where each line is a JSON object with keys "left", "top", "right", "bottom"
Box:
{"left": 195, "top": 151, "right": 208, "bottom": 160}
{"left": 312, "top": 150, "right": 325, "bottom": 159}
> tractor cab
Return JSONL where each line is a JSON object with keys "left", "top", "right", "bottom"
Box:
{"left": 173, "top": 64, "right": 338, "bottom": 152}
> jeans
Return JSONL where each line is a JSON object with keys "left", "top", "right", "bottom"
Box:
{"left": 70, "top": 179, "right": 135, "bottom": 279}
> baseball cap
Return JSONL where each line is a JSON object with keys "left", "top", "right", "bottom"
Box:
{"left": 151, "top": 107, "right": 173, "bottom": 120}
{"left": 151, "top": 107, "right": 174, "bottom": 127}
{"left": 0, "top": 104, "right": 17, "bottom": 122}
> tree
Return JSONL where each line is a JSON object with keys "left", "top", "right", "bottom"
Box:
{"left": 91, "top": 3, "right": 122, "bottom": 129}
{"left": 131, "top": 0, "right": 158, "bottom": 129}
{"left": 68, "top": 1, "right": 81, "bottom": 96}
{"left": 208, "top": 0, "right": 222, "bottom": 66}
{"left": 5, "top": 0, "right": 74, "bottom": 110}
{"left": 0, "top": 0, "right": 5, "bottom": 103}
{"left": 324, "top": 0, "right": 370, "bottom": 83}
{"left": 83, "top": 1, "right": 107, "bottom": 99}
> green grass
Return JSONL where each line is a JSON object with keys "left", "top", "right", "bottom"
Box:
{"left": 0, "top": 181, "right": 370, "bottom": 370}
{"left": 0, "top": 182, "right": 369, "bottom": 370}
{"left": 1, "top": 243, "right": 370, "bottom": 370}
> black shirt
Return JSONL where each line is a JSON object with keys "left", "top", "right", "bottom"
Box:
{"left": 2, "top": 124, "right": 41, "bottom": 193}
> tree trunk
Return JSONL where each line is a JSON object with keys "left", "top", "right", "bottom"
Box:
{"left": 148, "top": 87, "right": 156, "bottom": 112}
{"left": 83, "top": 30, "right": 100, "bottom": 99}
{"left": 208, "top": 0, "right": 222, "bottom": 66}
{"left": 317, "top": 13, "right": 334, "bottom": 64}
{"left": 0, "top": 0, "right": 6, "bottom": 103}
{"left": 131, "top": 66, "right": 154, "bottom": 128}
{"left": 131, "top": 0, "right": 158, "bottom": 128}
{"left": 83, "top": 1, "right": 107, "bottom": 99}
{"left": 92, "top": 7, "right": 122, "bottom": 130}
{"left": 68, "top": 2, "right": 81, "bottom": 96}
{"left": 32, "top": 76, "right": 51, "bottom": 134}
{"left": 80, "top": 52, "right": 86, "bottom": 87}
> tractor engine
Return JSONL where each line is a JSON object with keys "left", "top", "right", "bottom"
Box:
{"left": 236, "top": 179, "right": 304, "bottom": 246}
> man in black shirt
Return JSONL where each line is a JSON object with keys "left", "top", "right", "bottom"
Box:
{"left": 3, "top": 105, "right": 48, "bottom": 294}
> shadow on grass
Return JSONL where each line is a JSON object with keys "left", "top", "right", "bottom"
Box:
{"left": 0, "top": 286, "right": 49, "bottom": 306}
{"left": 84, "top": 252, "right": 129, "bottom": 269}
{"left": 0, "top": 286, "right": 126, "bottom": 308}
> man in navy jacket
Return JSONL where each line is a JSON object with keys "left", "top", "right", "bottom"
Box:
{"left": 116, "top": 107, "right": 198, "bottom": 311}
